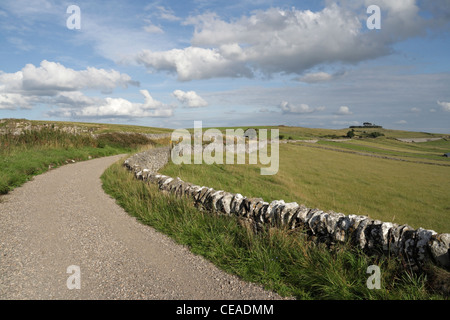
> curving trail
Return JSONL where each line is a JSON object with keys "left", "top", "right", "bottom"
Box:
{"left": 0, "top": 154, "right": 283, "bottom": 300}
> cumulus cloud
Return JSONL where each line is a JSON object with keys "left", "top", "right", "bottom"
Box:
{"left": 135, "top": 2, "right": 431, "bottom": 81}
{"left": 437, "top": 100, "right": 450, "bottom": 112}
{"left": 172, "top": 90, "right": 208, "bottom": 108}
{"left": 135, "top": 47, "right": 252, "bottom": 81}
{"left": 335, "top": 106, "right": 353, "bottom": 115}
{"left": 0, "top": 93, "right": 34, "bottom": 109}
{"left": 0, "top": 60, "right": 138, "bottom": 97}
{"left": 279, "top": 101, "right": 321, "bottom": 114}
{"left": 47, "top": 90, "right": 173, "bottom": 119}
{"left": 0, "top": 61, "right": 172, "bottom": 119}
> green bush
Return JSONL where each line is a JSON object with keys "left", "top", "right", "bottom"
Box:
{"left": 357, "top": 131, "right": 385, "bottom": 139}
{"left": 369, "top": 132, "right": 385, "bottom": 138}
{"left": 346, "top": 129, "right": 355, "bottom": 138}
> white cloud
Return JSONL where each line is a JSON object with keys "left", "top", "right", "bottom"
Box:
{"left": 0, "top": 60, "right": 139, "bottom": 111}
{"left": 0, "top": 93, "right": 33, "bottom": 109}
{"left": 135, "top": 3, "right": 428, "bottom": 81}
{"left": 279, "top": 101, "right": 319, "bottom": 114}
{"left": 0, "top": 60, "right": 137, "bottom": 96}
{"left": 75, "top": 98, "right": 172, "bottom": 118}
{"left": 335, "top": 106, "right": 353, "bottom": 115}
{"left": 395, "top": 120, "right": 407, "bottom": 124}
{"left": 410, "top": 107, "right": 421, "bottom": 113}
{"left": 48, "top": 90, "right": 173, "bottom": 119}
{"left": 0, "top": 61, "right": 172, "bottom": 119}
{"left": 173, "top": 90, "right": 208, "bottom": 108}
{"left": 437, "top": 100, "right": 450, "bottom": 112}
{"left": 135, "top": 47, "right": 252, "bottom": 81}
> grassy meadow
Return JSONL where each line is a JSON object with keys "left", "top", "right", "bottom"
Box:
{"left": 200, "top": 125, "right": 448, "bottom": 140}
{"left": 161, "top": 135, "right": 450, "bottom": 233}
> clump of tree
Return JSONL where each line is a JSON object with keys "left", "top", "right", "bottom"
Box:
{"left": 346, "top": 129, "right": 355, "bottom": 138}
{"left": 359, "top": 131, "right": 385, "bottom": 138}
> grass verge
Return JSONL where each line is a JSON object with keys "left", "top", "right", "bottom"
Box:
{"left": 0, "top": 128, "right": 156, "bottom": 195}
{"left": 101, "top": 160, "right": 447, "bottom": 300}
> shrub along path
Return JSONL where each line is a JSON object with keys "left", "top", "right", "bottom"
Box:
{"left": 0, "top": 154, "right": 283, "bottom": 300}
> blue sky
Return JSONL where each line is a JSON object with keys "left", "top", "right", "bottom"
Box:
{"left": 0, "top": 0, "right": 449, "bottom": 133}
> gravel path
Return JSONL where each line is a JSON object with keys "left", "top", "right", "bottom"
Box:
{"left": 0, "top": 154, "right": 284, "bottom": 300}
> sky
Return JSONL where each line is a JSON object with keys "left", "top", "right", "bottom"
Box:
{"left": 0, "top": 0, "right": 449, "bottom": 133}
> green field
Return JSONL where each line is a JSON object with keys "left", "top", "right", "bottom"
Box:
{"left": 192, "top": 125, "right": 448, "bottom": 140}
{"left": 314, "top": 139, "right": 450, "bottom": 163}
{"left": 161, "top": 137, "right": 450, "bottom": 233}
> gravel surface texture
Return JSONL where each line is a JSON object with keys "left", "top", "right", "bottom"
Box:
{"left": 0, "top": 154, "right": 285, "bottom": 300}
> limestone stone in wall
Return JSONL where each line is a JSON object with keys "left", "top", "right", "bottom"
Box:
{"left": 124, "top": 146, "right": 171, "bottom": 174}
{"left": 123, "top": 147, "right": 450, "bottom": 270}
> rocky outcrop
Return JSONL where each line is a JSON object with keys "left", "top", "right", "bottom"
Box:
{"left": 123, "top": 147, "right": 450, "bottom": 271}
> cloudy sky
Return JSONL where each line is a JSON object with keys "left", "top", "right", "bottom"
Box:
{"left": 0, "top": 0, "right": 449, "bottom": 133}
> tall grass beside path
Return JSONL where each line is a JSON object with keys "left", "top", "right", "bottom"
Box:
{"left": 101, "top": 161, "right": 447, "bottom": 300}
{"left": 0, "top": 128, "right": 154, "bottom": 195}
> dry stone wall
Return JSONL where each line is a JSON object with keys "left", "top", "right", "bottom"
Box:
{"left": 124, "top": 146, "right": 171, "bottom": 173}
{"left": 123, "top": 147, "right": 450, "bottom": 271}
